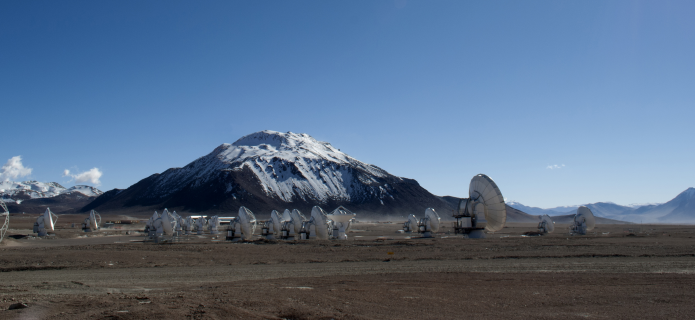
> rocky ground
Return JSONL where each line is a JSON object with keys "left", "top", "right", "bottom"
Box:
{"left": 1, "top": 215, "right": 694, "bottom": 319}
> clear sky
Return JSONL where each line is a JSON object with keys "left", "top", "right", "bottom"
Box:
{"left": 1, "top": 0, "right": 693, "bottom": 208}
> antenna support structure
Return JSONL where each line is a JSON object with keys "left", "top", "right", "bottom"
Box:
{"left": 453, "top": 174, "right": 507, "bottom": 239}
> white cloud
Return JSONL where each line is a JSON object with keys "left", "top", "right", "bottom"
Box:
{"left": 63, "top": 167, "right": 103, "bottom": 186}
{"left": 546, "top": 164, "right": 565, "bottom": 170}
{"left": 0, "top": 156, "right": 33, "bottom": 181}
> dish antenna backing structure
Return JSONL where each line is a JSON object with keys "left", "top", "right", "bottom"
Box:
{"left": 453, "top": 174, "right": 507, "bottom": 239}
{"left": 327, "top": 206, "right": 356, "bottom": 240}
{"left": 182, "top": 216, "right": 194, "bottom": 235}
{"left": 281, "top": 209, "right": 306, "bottom": 239}
{"left": 262, "top": 210, "right": 284, "bottom": 239}
{"left": 417, "top": 208, "right": 441, "bottom": 238}
{"left": 33, "top": 208, "right": 58, "bottom": 237}
{"left": 227, "top": 207, "right": 257, "bottom": 241}
{"left": 82, "top": 210, "right": 102, "bottom": 232}
{"left": 208, "top": 216, "right": 220, "bottom": 234}
{"left": 299, "top": 206, "right": 332, "bottom": 240}
{"left": 570, "top": 206, "right": 595, "bottom": 235}
{"left": 402, "top": 214, "right": 418, "bottom": 233}
{"left": 538, "top": 215, "right": 555, "bottom": 234}
{"left": 160, "top": 209, "right": 178, "bottom": 237}
{"left": 0, "top": 200, "right": 9, "bottom": 243}
{"left": 195, "top": 216, "right": 206, "bottom": 235}
{"left": 145, "top": 211, "right": 161, "bottom": 238}
{"left": 279, "top": 209, "right": 294, "bottom": 239}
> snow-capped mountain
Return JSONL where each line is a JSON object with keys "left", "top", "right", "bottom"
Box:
{"left": 0, "top": 180, "right": 103, "bottom": 202}
{"left": 84, "top": 130, "right": 453, "bottom": 216}
{"left": 508, "top": 188, "right": 695, "bottom": 223}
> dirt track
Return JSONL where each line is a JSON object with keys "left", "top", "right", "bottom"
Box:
{"left": 1, "top": 220, "right": 695, "bottom": 319}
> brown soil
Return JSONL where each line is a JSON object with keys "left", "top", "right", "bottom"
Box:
{"left": 1, "top": 218, "right": 694, "bottom": 319}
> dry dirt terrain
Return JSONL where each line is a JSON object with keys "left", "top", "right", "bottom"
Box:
{"left": 1, "top": 214, "right": 695, "bottom": 319}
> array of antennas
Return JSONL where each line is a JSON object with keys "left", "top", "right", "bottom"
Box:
{"left": 141, "top": 205, "right": 356, "bottom": 242}
{"left": 452, "top": 174, "right": 507, "bottom": 239}
{"left": 82, "top": 210, "right": 101, "bottom": 232}
{"left": 0, "top": 200, "right": 9, "bottom": 243}
{"left": 402, "top": 208, "right": 441, "bottom": 238}
{"left": 33, "top": 208, "right": 58, "bottom": 237}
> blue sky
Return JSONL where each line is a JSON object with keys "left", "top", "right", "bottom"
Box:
{"left": 1, "top": 0, "right": 693, "bottom": 208}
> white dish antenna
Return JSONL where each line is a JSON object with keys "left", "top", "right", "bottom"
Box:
{"left": 306, "top": 206, "right": 330, "bottom": 240}
{"left": 238, "top": 206, "right": 257, "bottom": 240}
{"left": 0, "top": 200, "right": 9, "bottom": 243}
{"left": 289, "top": 209, "right": 306, "bottom": 234}
{"left": 326, "top": 206, "right": 356, "bottom": 240}
{"left": 209, "top": 215, "right": 220, "bottom": 234}
{"left": 420, "top": 208, "right": 441, "bottom": 233}
{"left": 160, "top": 209, "right": 176, "bottom": 235}
{"left": 403, "top": 214, "right": 418, "bottom": 233}
{"left": 45, "top": 208, "right": 58, "bottom": 231}
{"left": 454, "top": 174, "right": 507, "bottom": 238}
{"left": 270, "top": 210, "right": 282, "bottom": 234}
{"left": 89, "top": 210, "right": 101, "bottom": 231}
{"left": 571, "top": 206, "right": 595, "bottom": 235}
{"left": 538, "top": 214, "right": 555, "bottom": 234}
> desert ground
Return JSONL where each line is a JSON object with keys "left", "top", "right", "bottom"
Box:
{"left": 1, "top": 214, "right": 695, "bottom": 319}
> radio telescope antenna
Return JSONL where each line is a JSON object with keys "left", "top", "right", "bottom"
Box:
{"left": 289, "top": 209, "right": 306, "bottom": 236}
{"left": 417, "top": 208, "right": 441, "bottom": 238}
{"left": 0, "top": 200, "right": 9, "bottom": 243}
{"left": 83, "top": 210, "right": 101, "bottom": 232}
{"left": 160, "top": 209, "right": 177, "bottom": 236}
{"left": 300, "top": 206, "right": 331, "bottom": 240}
{"left": 453, "top": 174, "right": 507, "bottom": 239}
{"left": 403, "top": 214, "right": 418, "bottom": 233}
{"left": 34, "top": 208, "right": 58, "bottom": 237}
{"left": 570, "top": 206, "right": 595, "bottom": 235}
{"left": 262, "top": 210, "right": 283, "bottom": 239}
{"left": 195, "top": 216, "right": 206, "bottom": 235}
{"left": 237, "top": 206, "right": 257, "bottom": 241}
{"left": 208, "top": 216, "right": 220, "bottom": 234}
{"left": 538, "top": 214, "right": 555, "bottom": 234}
{"left": 183, "top": 216, "right": 194, "bottom": 235}
{"left": 327, "top": 206, "right": 356, "bottom": 240}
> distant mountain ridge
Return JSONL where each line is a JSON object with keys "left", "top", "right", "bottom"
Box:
{"left": 0, "top": 180, "right": 102, "bottom": 203}
{"left": 508, "top": 188, "right": 695, "bottom": 223}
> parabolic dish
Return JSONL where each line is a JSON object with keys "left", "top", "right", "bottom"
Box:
{"left": 238, "top": 206, "right": 257, "bottom": 239}
{"left": 469, "top": 174, "right": 506, "bottom": 232}
{"left": 311, "top": 206, "right": 330, "bottom": 239}
{"left": 424, "top": 208, "right": 441, "bottom": 232}
{"left": 290, "top": 209, "right": 306, "bottom": 233}
{"left": 407, "top": 214, "right": 418, "bottom": 231}
{"left": 282, "top": 209, "right": 292, "bottom": 221}
{"left": 270, "top": 210, "right": 282, "bottom": 233}
{"left": 44, "top": 208, "right": 56, "bottom": 231}
{"left": 540, "top": 214, "right": 555, "bottom": 233}
{"left": 161, "top": 209, "right": 174, "bottom": 235}
{"left": 90, "top": 210, "right": 101, "bottom": 230}
{"left": 575, "top": 206, "right": 595, "bottom": 231}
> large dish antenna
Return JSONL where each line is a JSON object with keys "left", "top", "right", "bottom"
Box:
{"left": 208, "top": 216, "right": 220, "bottom": 234}
{"left": 289, "top": 209, "right": 306, "bottom": 235}
{"left": 160, "top": 209, "right": 176, "bottom": 236}
{"left": 453, "top": 174, "right": 507, "bottom": 238}
{"left": 538, "top": 214, "right": 555, "bottom": 234}
{"left": 0, "top": 200, "right": 9, "bottom": 243}
{"left": 34, "top": 208, "right": 58, "bottom": 236}
{"left": 262, "top": 210, "right": 283, "bottom": 239}
{"left": 403, "top": 214, "right": 418, "bottom": 233}
{"left": 417, "top": 208, "right": 441, "bottom": 237}
{"left": 195, "top": 216, "right": 206, "bottom": 235}
{"left": 326, "top": 206, "right": 356, "bottom": 240}
{"left": 238, "top": 206, "right": 257, "bottom": 240}
{"left": 301, "top": 206, "right": 331, "bottom": 240}
{"left": 571, "top": 206, "right": 595, "bottom": 235}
